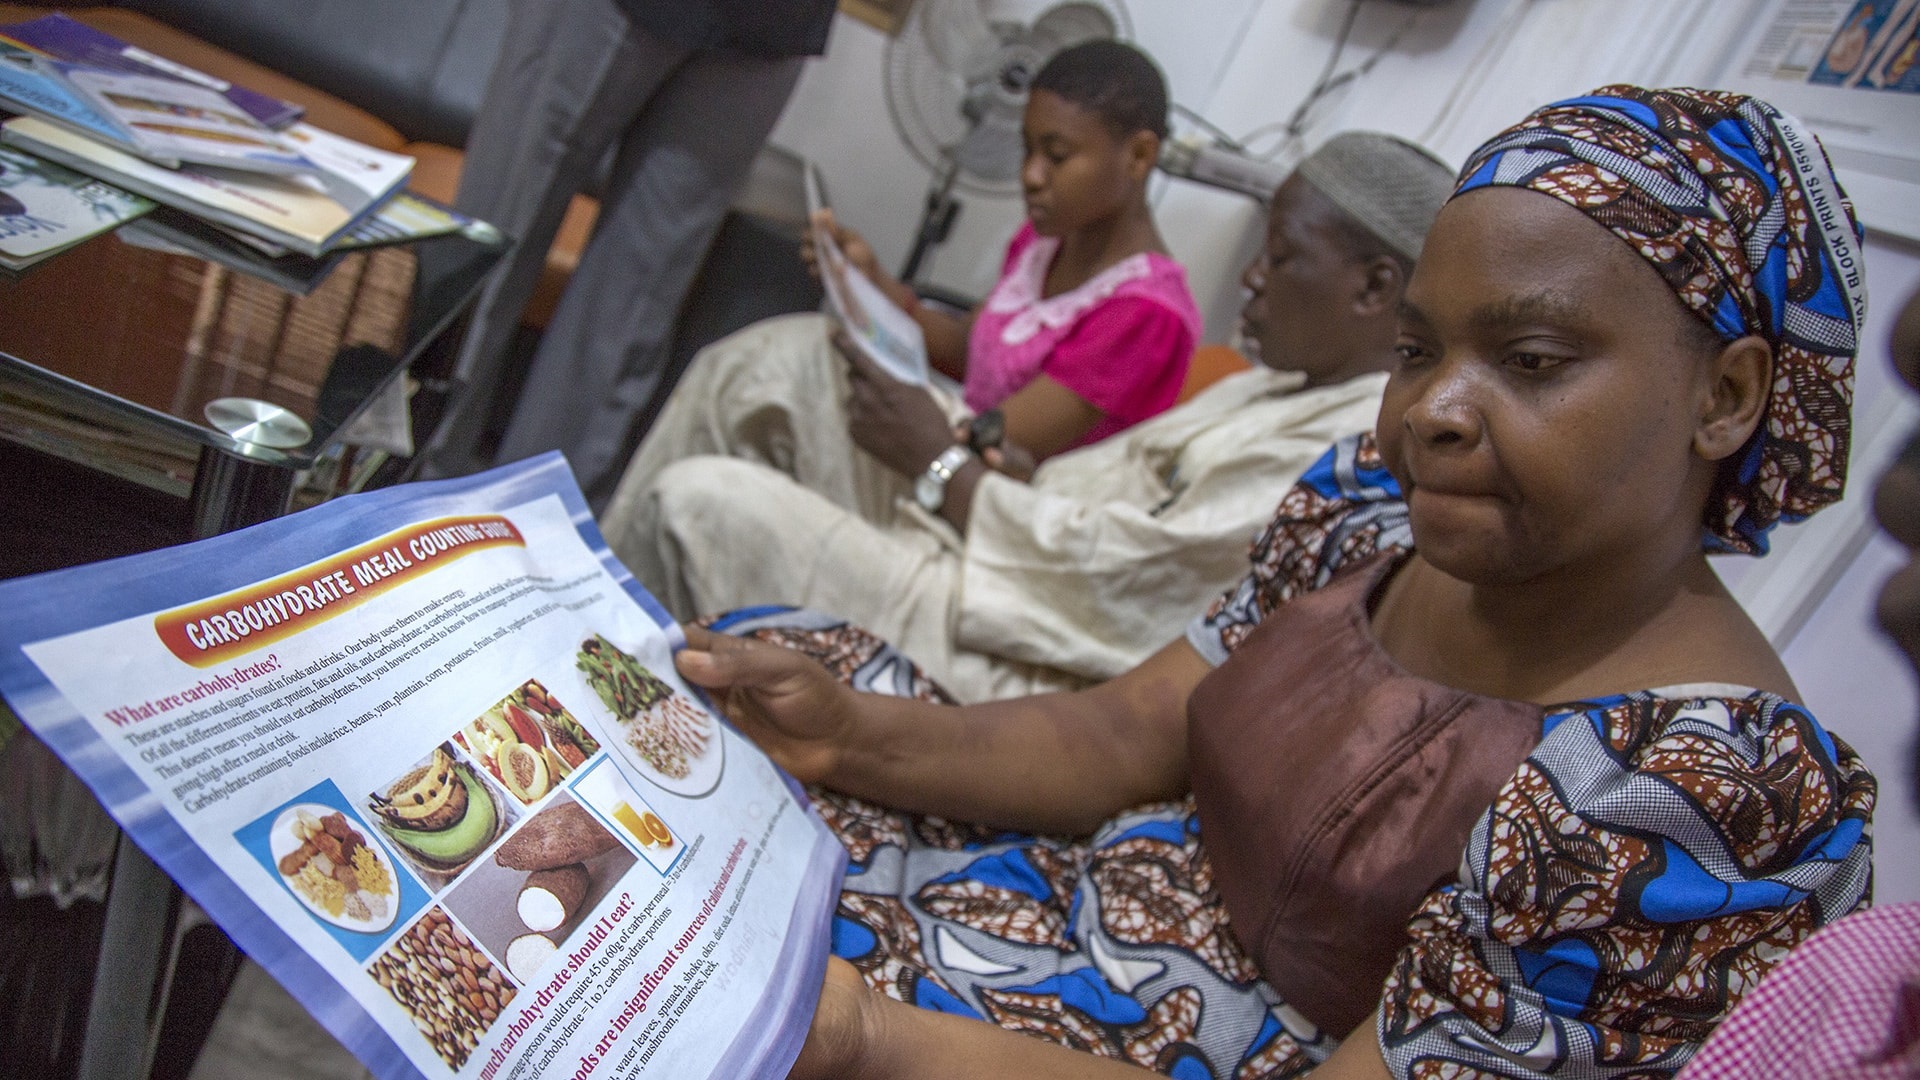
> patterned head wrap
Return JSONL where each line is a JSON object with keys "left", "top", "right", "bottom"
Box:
{"left": 1454, "top": 85, "right": 1867, "bottom": 555}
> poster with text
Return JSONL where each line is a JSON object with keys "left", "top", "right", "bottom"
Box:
{"left": 0, "top": 453, "right": 845, "bottom": 1080}
{"left": 1719, "top": 0, "right": 1920, "bottom": 240}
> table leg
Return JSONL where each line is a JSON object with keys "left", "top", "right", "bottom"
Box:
{"left": 76, "top": 443, "right": 296, "bottom": 1080}
{"left": 76, "top": 835, "right": 177, "bottom": 1080}
{"left": 189, "top": 444, "right": 297, "bottom": 538}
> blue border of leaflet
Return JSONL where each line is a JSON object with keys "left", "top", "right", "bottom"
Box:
{"left": 0, "top": 451, "right": 846, "bottom": 1080}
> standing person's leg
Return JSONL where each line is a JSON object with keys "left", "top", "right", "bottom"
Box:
{"left": 416, "top": 0, "right": 686, "bottom": 479}
{"left": 490, "top": 49, "right": 804, "bottom": 502}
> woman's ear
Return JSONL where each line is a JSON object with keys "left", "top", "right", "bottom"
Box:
{"left": 1126, "top": 131, "right": 1159, "bottom": 183}
{"left": 1694, "top": 334, "right": 1773, "bottom": 462}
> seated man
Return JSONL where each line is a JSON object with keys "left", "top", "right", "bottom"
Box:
{"left": 601, "top": 132, "right": 1454, "bottom": 702}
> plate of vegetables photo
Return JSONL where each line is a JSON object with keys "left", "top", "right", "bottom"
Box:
{"left": 574, "top": 633, "right": 724, "bottom": 796}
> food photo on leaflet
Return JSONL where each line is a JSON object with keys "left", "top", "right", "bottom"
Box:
{"left": 456, "top": 677, "right": 603, "bottom": 805}
{"left": 440, "top": 790, "right": 640, "bottom": 987}
{"left": 235, "top": 777, "right": 431, "bottom": 962}
{"left": 365, "top": 739, "right": 520, "bottom": 890}
{"left": 577, "top": 632, "right": 723, "bottom": 796}
{"left": 569, "top": 755, "right": 686, "bottom": 875}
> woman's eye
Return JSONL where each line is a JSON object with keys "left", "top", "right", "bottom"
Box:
{"left": 1393, "top": 342, "right": 1430, "bottom": 363}
{"left": 1507, "top": 352, "right": 1570, "bottom": 372}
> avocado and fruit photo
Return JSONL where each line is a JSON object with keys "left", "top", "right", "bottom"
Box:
{"left": 366, "top": 743, "right": 511, "bottom": 883}
{"left": 456, "top": 679, "right": 602, "bottom": 806}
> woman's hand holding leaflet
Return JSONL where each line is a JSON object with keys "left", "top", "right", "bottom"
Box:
{"left": 800, "top": 210, "right": 882, "bottom": 284}
{"left": 834, "top": 328, "right": 962, "bottom": 478}
{"left": 674, "top": 624, "right": 856, "bottom": 785}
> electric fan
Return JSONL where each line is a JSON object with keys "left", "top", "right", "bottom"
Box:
{"left": 883, "top": 0, "right": 1131, "bottom": 282}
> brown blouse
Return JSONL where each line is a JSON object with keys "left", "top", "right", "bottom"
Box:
{"left": 1186, "top": 551, "right": 1544, "bottom": 1035}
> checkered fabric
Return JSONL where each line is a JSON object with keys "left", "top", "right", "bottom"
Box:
{"left": 1678, "top": 902, "right": 1920, "bottom": 1079}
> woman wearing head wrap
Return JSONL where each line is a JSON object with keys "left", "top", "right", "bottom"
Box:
{"left": 682, "top": 86, "right": 1877, "bottom": 1080}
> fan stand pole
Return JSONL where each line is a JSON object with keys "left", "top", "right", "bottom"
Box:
{"left": 900, "top": 154, "right": 965, "bottom": 286}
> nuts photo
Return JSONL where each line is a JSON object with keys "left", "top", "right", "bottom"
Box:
{"left": 367, "top": 907, "right": 515, "bottom": 1070}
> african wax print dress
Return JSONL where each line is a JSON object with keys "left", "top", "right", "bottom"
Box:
{"left": 709, "top": 434, "right": 1876, "bottom": 1079}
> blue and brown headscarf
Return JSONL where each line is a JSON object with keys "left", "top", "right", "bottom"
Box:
{"left": 1455, "top": 85, "right": 1868, "bottom": 555}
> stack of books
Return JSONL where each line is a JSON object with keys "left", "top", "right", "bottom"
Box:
{"left": 0, "top": 14, "right": 479, "bottom": 271}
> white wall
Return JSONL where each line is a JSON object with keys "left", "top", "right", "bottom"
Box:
{"left": 770, "top": 0, "right": 1920, "bottom": 898}
{"left": 1767, "top": 240, "right": 1920, "bottom": 903}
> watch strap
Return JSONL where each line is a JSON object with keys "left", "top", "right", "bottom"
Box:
{"left": 915, "top": 444, "right": 973, "bottom": 511}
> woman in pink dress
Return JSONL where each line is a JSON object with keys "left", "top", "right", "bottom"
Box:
{"left": 808, "top": 39, "right": 1202, "bottom": 470}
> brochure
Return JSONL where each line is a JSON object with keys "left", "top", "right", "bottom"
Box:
{"left": 0, "top": 13, "right": 304, "bottom": 130}
{"left": 0, "top": 455, "right": 843, "bottom": 1079}
{"left": 0, "top": 34, "right": 128, "bottom": 146}
{"left": 2, "top": 115, "right": 411, "bottom": 256}
{"left": 804, "top": 161, "right": 929, "bottom": 385}
{"left": 0, "top": 141, "right": 151, "bottom": 269}
{"left": 116, "top": 210, "right": 341, "bottom": 295}
{"left": 333, "top": 191, "right": 494, "bottom": 251}
{"left": 1719, "top": 0, "right": 1920, "bottom": 240}
{"left": 52, "top": 62, "right": 317, "bottom": 175}
{"left": 283, "top": 123, "right": 416, "bottom": 218}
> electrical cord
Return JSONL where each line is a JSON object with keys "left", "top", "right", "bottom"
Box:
{"left": 1235, "top": 0, "right": 1423, "bottom": 159}
{"left": 1170, "top": 101, "right": 1247, "bottom": 151}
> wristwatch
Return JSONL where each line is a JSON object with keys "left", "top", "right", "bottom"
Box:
{"left": 914, "top": 445, "right": 973, "bottom": 513}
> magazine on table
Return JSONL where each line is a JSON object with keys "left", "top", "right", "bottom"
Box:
{"left": 115, "top": 210, "right": 341, "bottom": 295}
{"left": 0, "top": 456, "right": 844, "bottom": 1080}
{"left": 333, "top": 190, "right": 498, "bottom": 251}
{"left": 0, "top": 14, "right": 312, "bottom": 175}
{"left": 0, "top": 13, "right": 303, "bottom": 129}
{"left": 0, "top": 114, "right": 412, "bottom": 256}
{"left": 0, "top": 141, "right": 151, "bottom": 270}
{"left": 50, "top": 62, "right": 317, "bottom": 175}
{"left": 803, "top": 161, "right": 929, "bottom": 385}
{"left": 0, "top": 34, "right": 130, "bottom": 146}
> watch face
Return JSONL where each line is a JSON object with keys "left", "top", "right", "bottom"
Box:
{"left": 914, "top": 472, "right": 943, "bottom": 512}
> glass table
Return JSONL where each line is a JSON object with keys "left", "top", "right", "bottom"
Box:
{"left": 0, "top": 209, "right": 507, "bottom": 1080}
{"left": 0, "top": 208, "right": 506, "bottom": 536}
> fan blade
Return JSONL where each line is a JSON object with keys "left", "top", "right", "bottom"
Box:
{"left": 921, "top": 0, "right": 1003, "bottom": 76}
{"left": 1027, "top": 1, "right": 1119, "bottom": 57}
{"left": 954, "top": 102, "right": 1025, "bottom": 183}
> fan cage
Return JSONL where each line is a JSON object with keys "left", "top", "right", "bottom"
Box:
{"left": 883, "top": 0, "right": 1133, "bottom": 196}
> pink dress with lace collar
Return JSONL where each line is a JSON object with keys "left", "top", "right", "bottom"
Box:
{"left": 964, "top": 222, "right": 1200, "bottom": 449}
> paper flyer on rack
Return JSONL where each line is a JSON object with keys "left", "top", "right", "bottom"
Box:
{"left": 0, "top": 454, "right": 844, "bottom": 1080}
{"left": 1719, "top": 0, "right": 1920, "bottom": 240}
